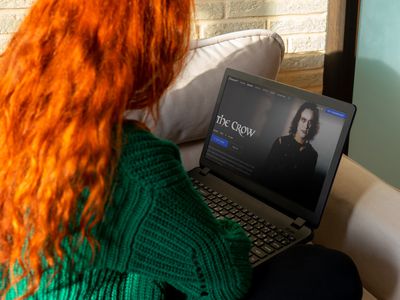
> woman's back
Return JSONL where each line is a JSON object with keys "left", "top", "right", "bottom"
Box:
{"left": 0, "top": 0, "right": 194, "bottom": 297}
{"left": 4, "top": 124, "right": 252, "bottom": 299}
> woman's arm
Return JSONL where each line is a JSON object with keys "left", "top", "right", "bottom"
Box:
{"left": 94, "top": 129, "right": 252, "bottom": 299}
{"left": 129, "top": 176, "right": 252, "bottom": 300}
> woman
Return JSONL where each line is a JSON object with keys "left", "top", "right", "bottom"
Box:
{"left": 0, "top": 0, "right": 251, "bottom": 298}
{"left": 0, "top": 0, "right": 362, "bottom": 299}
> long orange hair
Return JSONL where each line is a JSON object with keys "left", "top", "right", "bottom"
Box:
{"left": 0, "top": 0, "right": 192, "bottom": 297}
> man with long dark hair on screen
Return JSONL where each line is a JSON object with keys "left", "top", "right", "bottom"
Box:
{"left": 263, "top": 102, "right": 320, "bottom": 208}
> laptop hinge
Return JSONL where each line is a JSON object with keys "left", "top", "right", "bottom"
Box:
{"left": 199, "top": 167, "right": 210, "bottom": 176}
{"left": 291, "top": 217, "right": 306, "bottom": 230}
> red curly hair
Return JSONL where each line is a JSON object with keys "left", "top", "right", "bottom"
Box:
{"left": 0, "top": 0, "right": 192, "bottom": 298}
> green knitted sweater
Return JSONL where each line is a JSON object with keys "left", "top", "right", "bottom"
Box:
{"left": 4, "top": 124, "right": 252, "bottom": 299}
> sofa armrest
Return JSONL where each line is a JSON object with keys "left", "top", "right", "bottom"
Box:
{"left": 314, "top": 155, "right": 400, "bottom": 300}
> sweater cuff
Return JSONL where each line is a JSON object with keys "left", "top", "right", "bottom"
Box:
{"left": 217, "top": 218, "right": 253, "bottom": 298}
{"left": 131, "top": 275, "right": 166, "bottom": 300}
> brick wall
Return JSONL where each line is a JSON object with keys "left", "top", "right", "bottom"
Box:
{"left": 194, "top": 0, "right": 328, "bottom": 93}
{"left": 0, "top": 0, "right": 327, "bottom": 93}
{"left": 0, "top": 1, "right": 32, "bottom": 51}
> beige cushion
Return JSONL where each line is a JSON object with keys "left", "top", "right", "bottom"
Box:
{"left": 126, "top": 29, "right": 284, "bottom": 144}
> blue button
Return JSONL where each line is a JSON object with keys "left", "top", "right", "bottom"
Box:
{"left": 325, "top": 108, "right": 347, "bottom": 119}
{"left": 211, "top": 134, "right": 229, "bottom": 148}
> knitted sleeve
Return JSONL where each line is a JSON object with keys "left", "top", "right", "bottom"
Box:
{"left": 134, "top": 176, "right": 253, "bottom": 300}
{"left": 104, "top": 128, "right": 252, "bottom": 300}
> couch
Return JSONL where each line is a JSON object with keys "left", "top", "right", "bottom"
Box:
{"left": 127, "top": 29, "right": 400, "bottom": 300}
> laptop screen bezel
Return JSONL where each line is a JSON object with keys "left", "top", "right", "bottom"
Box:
{"left": 199, "top": 68, "right": 356, "bottom": 229}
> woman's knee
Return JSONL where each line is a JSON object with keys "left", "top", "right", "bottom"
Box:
{"left": 248, "top": 244, "right": 363, "bottom": 300}
{"left": 290, "top": 244, "right": 363, "bottom": 299}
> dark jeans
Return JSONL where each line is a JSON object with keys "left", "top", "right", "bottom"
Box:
{"left": 243, "top": 244, "right": 363, "bottom": 300}
{"left": 166, "top": 244, "right": 363, "bottom": 300}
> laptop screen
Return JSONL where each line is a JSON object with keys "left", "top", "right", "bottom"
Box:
{"left": 201, "top": 69, "right": 355, "bottom": 227}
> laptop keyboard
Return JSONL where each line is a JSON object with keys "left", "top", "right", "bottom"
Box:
{"left": 191, "top": 178, "right": 297, "bottom": 265}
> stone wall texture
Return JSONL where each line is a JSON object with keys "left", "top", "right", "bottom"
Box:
{"left": 194, "top": 0, "right": 328, "bottom": 93}
{"left": 0, "top": 0, "right": 328, "bottom": 93}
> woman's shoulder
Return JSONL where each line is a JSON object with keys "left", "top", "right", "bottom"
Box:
{"left": 121, "top": 122, "right": 178, "bottom": 155}
{"left": 118, "top": 122, "right": 186, "bottom": 188}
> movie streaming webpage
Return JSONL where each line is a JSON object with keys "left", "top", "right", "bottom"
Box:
{"left": 205, "top": 113, "right": 257, "bottom": 176}
{"left": 204, "top": 75, "right": 350, "bottom": 211}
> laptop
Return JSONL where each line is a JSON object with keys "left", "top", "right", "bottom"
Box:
{"left": 188, "top": 68, "right": 356, "bottom": 267}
